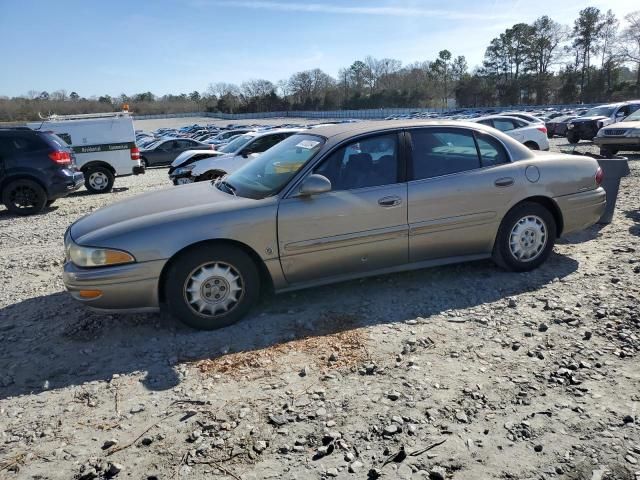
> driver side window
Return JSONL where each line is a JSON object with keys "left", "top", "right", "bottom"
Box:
{"left": 313, "top": 134, "right": 399, "bottom": 191}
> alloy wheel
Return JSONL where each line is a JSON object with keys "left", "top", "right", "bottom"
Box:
{"left": 183, "top": 262, "right": 244, "bottom": 317}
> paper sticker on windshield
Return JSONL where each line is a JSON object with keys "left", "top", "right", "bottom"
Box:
{"left": 296, "top": 140, "right": 320, "bottom": 149}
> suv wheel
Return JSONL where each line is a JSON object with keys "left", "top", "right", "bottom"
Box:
{"left": 567, "top": 131, "right": 580, "bottom": 144}
{"left": 600, "top": 147, "right": 619, "bottom": 157}
{"left": 492, "top": 202, "right": 556, "bottom": 272}
{"left": 2, "top": 179, "right": 47, "bottom": 215}
{"left": 164, "top": 244, "right": 260, "bottom": 330}
{"left": 85, "top": 167, "right": 115, "bottom": 194}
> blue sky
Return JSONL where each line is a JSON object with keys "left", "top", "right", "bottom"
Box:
{"left": 0, "top": 0, "right": 638, "bottom": 98}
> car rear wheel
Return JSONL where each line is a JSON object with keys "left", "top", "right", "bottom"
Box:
{"left": 492, "top": 202, "right": 556, "bottom": 272}
{"left": 84, "top": 167, "right": 115, "bottom": 194}
{"left": 524, "top": 141, "right": 539, "bottom": 150}
{"left": 141, "top": 158, "right": 149, "bottom": 168}
{"left": 164, "top": 244, "right": 260, "bottom": 330}
{"left": 2, "top": 179, "right": 47, "bottom": 215}
{"left": 567, "top": 131, "right": 580, "bottom": 144}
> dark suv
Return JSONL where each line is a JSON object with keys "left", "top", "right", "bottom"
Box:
{"left": 0, "top": 128, "right": 84, "bottom": 215}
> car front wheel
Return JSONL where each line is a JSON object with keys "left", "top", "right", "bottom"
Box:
{"left": 164, "top": 244, "right": 260, "bottom": 330}
{"left": 492, "top": 202, "right": 556, "bottom": 272}
{"left": 567, "top": 131, "right": 580, "bottom": 144}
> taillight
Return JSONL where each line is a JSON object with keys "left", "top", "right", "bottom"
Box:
{"left": 130, "top": 146, "right": 140, "bottom": 161}
{"left": 49, "top": 150, "right": 71, "bottom": 165}
{"left": 537, "top": 126, "right": 547, "bottom": 133}
{"left": 595, "top": 167, "right": 604, "bottom": 186}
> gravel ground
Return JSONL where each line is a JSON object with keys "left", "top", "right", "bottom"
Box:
{"left": 1, "top": 136, "right": 639, "bottom": 480}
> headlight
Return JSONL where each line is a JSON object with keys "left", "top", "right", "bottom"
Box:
{"left": 69, "top": 243, "right": 135, "bottom": 267}
{"left": 567, "top": 123, "right": 574, "bottom": 129}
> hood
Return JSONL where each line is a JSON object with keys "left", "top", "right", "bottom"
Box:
{"left": 70, "top": 181, "right": 253, "bottom": 246}
{"left": 603, "top": 120, "right": 640, "bottom": 130}
{"left": 172, "top": 149, "right": 223, "bottom": 168}
{"left": 570, "top": 115, "right": 608, "bottom": 123}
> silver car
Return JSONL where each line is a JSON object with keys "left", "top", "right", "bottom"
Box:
{"left": 63, "top": 121, "right": 606, "bottom": 330}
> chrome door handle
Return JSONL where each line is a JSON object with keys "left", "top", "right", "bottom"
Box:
{"left": 378, "top": 196, "right": 402, "bottom": 207}
{"left": 494, "top": 177, "right": 514, "bottom": 187}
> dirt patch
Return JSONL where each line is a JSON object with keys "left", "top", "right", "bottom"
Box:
{"left": 195, "top": 313, "right": 369, "bottom": 377}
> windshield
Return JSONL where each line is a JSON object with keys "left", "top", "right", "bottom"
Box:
{"left": 221, "top": 134, "right": 325, "bottom": 199}
{"left": 623, "top": 109, "right": 640, "bottom": 122}
{"left": 219, "top": 134, "right": 252, "bottom": 153}
{"left": 584, "top": 105, "right": 616, "bottom": 117}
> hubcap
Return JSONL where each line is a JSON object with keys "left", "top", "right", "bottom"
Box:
{"left": 89, "top": 172, "right": 108, "bottom": 190}
{"left": 183, "top": 262, "right": 243, "bottom": 317}
{"left": 509, "top": 215, "right": 547, "bottom": 262}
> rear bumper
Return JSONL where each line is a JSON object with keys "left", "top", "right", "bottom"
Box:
{"left": 49, "top": 171, "right": 84, "bottom": 199}
{"left": 554, "top": 187, "right": 606, "bottom": 235}
{"left": 62, "top": 260, "right": 165, "bottom": 312}
{"left": 567, "top": 123, "right": 599, "bottom": 140}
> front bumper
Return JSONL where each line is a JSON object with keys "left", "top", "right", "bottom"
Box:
{"left": 554, "top": 187, "right": 606, "bottom": 235}
{"left": 62, "top": 259, "right": 166, "bottom": 312}
{"left": 593, "top": 136, "right": 640, "bottom": 148}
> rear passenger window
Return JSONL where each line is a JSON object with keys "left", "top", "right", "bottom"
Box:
{"left": 409, "top": 129, "right": 480, "bottom": 180}
{"left": 492, "top": 119, "right": 517, "bottom": 132}
{"left": 475, "top": 133, "right": 509, "bottom": 167}
{"left": 0, "top": 136, "right": 44, "bottom": 154}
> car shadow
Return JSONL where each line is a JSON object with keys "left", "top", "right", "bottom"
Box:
{"left": 625, "top": 209, "right": 640, "bottom": 238}
{"left": 0, "top": 253, "right": 580, "bottom": 400}
{"left": 68, "top": 187, "right": 129, "bottom": 197}
{"left": 0, "top": 204, "right": 60, "bottom": 221}
{"left": 557, "top": 223, "right": 606, "bottom": 245}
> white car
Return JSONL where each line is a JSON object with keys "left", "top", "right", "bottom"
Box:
{"left": 204, "top": 128, "right": 255, "bottom": 145}
{"left": 472, "top": 116, "right": 550, "bottom": 151}
{"left": 169, "top": 128, "right": 304, "bottom": 184}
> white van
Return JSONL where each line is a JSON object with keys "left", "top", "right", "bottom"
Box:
{"left": 28, "top": 111, "right": 144, "bottom": 193}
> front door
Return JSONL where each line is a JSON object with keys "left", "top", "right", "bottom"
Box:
{"left": 277, "top": 133, "right": 408, "bottom": 285}
{"left": 406, "top": 127, "right": 520, "bottom": 262}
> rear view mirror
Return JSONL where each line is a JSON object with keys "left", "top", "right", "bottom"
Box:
{"left": 298, "top": 174, "right": 331, "bottom": 196}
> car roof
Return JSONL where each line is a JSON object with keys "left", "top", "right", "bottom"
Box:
{"left": 473, "top": 115, "right": 530, "bottom": 123}
{"left": 245, "top": 128, "right": 305, "bottom": 138}
{"left": 306, "top": 120, "right": 535, "bottom": 161}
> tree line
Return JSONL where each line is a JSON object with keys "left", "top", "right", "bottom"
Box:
{"left": 1, "top": 7, "right": 639, "bottom": 122}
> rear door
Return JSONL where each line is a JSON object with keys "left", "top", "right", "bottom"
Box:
{"left": 277, "top": 132, "right": 408, "bottom": 284}
{"left": 406, "top": 127, "right": 520, "bottom": 262}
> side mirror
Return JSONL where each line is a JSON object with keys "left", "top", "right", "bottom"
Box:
{"left": 298, "top": 174, "right": 331, "bottom": 196}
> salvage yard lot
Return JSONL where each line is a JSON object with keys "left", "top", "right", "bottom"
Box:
{"left": 1, "top": 135, "right": 639, "bottom": 479}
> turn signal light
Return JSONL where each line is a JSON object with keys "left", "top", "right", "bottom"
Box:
{"left": 130, "top": 146, "right": 140, "bottom": 161}
{"left": 79, "top": 289, "right": 102, "bottom": 299}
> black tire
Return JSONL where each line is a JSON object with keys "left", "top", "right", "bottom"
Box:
{"left": 524, "top": 141, "right": 539, "bottom": 150}
{"left": 164, "top": 244, "right": 260, "bottom": 330}
{"left": 197, "top": 171, "right": 224, "bottom": 182}
{"left": 492, "top": 202, "right": 557, "bottom": 272}
{"left": 567, "top": 131, "right": 580, "bottom": 144}
{"left": 46, "top": 199, "right": 56, "bottom": 207}
{"left": 599, "top": 147, "right": 619, "bottom": 158}
{"left": 84, "top": 166, "right": 115, "bottom": 194}
{"left": 2, "top": 179, "right": 47, "bottom": 215}
{"left": 141, "top": 157, "right": 149, "bottom": 168}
